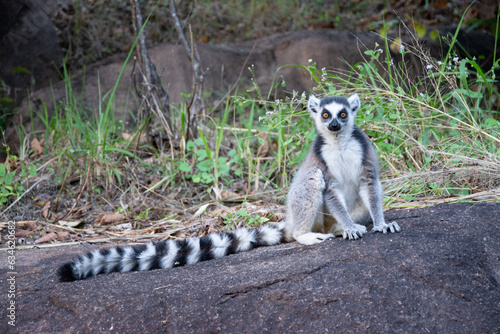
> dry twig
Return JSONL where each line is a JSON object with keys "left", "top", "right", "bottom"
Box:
{"left": 170, "top": 0, "right": 207, "bottom": 141}
{"left": 131, "top": 0, "right": 174, "bottom": 150}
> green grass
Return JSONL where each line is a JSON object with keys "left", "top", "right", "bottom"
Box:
{"left": 3, "top": 10, "right": 500, "bottom": 226}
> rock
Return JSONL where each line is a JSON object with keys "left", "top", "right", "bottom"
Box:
{"left": 0, "top": 0, "right": 62, "bottom": 103}
{"left": 3, "top": 202, "right": 499, "bottom": 333}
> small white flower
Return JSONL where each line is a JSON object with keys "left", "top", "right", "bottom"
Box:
{"left": 308, "top": 59, "right": 313, "bottom": 63}
{"left": 399, "top": 44, "right": 405, "bottom": 51}
{"left": 377, "top": 48, "right": 384, "bottom": 54}
{"left": 259, "top": 116, "right": 264, "bottom": 122}
{"left": 426, "top": 64, "right": 433, "bottom": 70}
{"left": 420, "top": 93, "right": 425, "bottom": 98}
{"left": 266, "top": 111, "right": 273, "bottom": 116}
{"left": 453, "top": 57, "right": 459, "bottom": 63}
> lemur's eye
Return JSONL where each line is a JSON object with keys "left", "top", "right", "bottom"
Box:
{"left": 340, "top": 112, "right": 347, "bottom": 118}
{"left": 322, "top": 112, "right": 329, "bottom": 118}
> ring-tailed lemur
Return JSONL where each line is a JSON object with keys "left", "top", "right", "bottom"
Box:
{"left": 58, "top": 94, "right": 400, "bottom": 282}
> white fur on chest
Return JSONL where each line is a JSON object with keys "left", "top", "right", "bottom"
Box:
{"left": 321, "top": 134, "right": 363, "bottom": 189}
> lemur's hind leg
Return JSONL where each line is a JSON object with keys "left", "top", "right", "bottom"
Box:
{"left": 286, "top": 167, "right": 334, "bottom": 245}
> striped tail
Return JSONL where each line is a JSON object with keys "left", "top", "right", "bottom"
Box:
{"left": 58, "top": 225, "right": 284, "bottom": 282}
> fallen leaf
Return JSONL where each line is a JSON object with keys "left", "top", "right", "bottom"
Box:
{"left": 41, "top": 201, "right": 52, "bottom": 218}
{"left": 35, "top": 232, "right": 57, "bottom": 244}
{"left": 15, "top": 230, "right": 32, "bottom": 237}
{"left": 220, "top": 189, "right": 239, "bottom": 200}
{"left": 191, "top": 203, "right": 212, "bottom": 220}
{"left": 57, "top": 231, "right": 70, "bottom": 239}
{"left": 257, "top": 130, "right": 271, "bottom": 157}
{"left": 198, "top": 35, "right": 210, "bottom": 43}
{"left": 4, "top": 155, "right": 20, "bottom": 171}
{"left": 389, "top": 37, "right": 403, "bottom": 54}
{"left": 433, "top": 0, "right": 448, "bottom": 9}
{"left": 74, "top": 205, "right": 91, "bottom": 212}
{"left": 121, "top": 132, "right": 131, "bottom": 140}
{"left": 95, "top": 212, "right": 126, "bottom": 225}
{"left": 414, "top": 24, "right": 426, "bottom": 39}
{"left": 58, "top": 220, "right": 82, "bottom": 228}
{"left": 30, "top": 137, "right": 44, "bottom": 158}
{"left": 18, "top": 221, "right": 37, "bottom": 230}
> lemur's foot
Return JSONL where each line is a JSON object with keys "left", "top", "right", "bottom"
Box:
{"left": 342, "top": 224, "right": 367, "bottom": 240}
{"left": 372, "top": 221, "right": 401, "bottom": 234}
{"left": 295, "top": 232, "right": 334, "bottom": 245}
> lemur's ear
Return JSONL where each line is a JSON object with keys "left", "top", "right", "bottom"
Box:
{"left": 347, "top": 94, "right": 360, "bottom": 113}
{"left": 308, "top": 95, "right": 320, "bottom": 113}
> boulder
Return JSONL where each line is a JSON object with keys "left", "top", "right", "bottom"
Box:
{"left": 4, "top": 202, "right": 499, "bottom": 333}
{"left": 0, "top": 0, "right": 62, "bottom": 103}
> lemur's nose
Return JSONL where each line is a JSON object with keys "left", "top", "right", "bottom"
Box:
{"left": 328, "top": 119, "right": 341, "bottom": 131}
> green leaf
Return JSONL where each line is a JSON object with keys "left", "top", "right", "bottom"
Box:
{"left": 178, "top": 161, "right": 192, "bottom": 172}
{"left": 186, "top": 140, "right": 196, "bottom": 150}
{"left": 400, "top": 194, "right": 418, "bottom": 201}
{"left": 217, "top": 161, "right": 230, "bottom": 177}
{"left": 414, "top": 25, "right": 426, "bottom": 38}
{"left": 194, "top": 137, "right": 204, "bottom": 147}
{"left": 6, "top": 171, "right": 15, "bottom": 186}
{"left": 29, "top": 165, "right": 37, "bottom": 177}
{"left": 106, "top": 148, "right": 143, "bottom": 162}
{"left": 200, "top": 172, "right": 214, "bottom": 184}
{"left": 11, "top": 66, "right": 31, "bottom": 74}
{"left": 429, "top": 29, "right": 440, "bottom": 41}
{"left": 113, "top": 169, "right": 122, "bottom": 184}
{"left": 196, "top": 149, "right": 208, "bottom": 161}
{"left": 197, "top": 129, "right": 213, "bottom": 162}
{"left": 196, "top": 160, "right": 212, "bottom": 172}
{"left": 452, "top": 89, "right": 483, "bottom": 99}
{"left": 484, "top": 118, "right": 499, "bottom": 128}
{"left": 236, "top": 210, "right": 249, "bottom": 217}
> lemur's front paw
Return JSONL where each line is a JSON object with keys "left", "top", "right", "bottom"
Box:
{"left": 372, "top": 221, "right": 401, "bottom": 234}
{"left": 342, "top": 224, "right": 367, "bottom": 240}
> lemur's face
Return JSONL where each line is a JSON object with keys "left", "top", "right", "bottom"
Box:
{"left": 307, "top": 94, "right": 360, "bottom": 135}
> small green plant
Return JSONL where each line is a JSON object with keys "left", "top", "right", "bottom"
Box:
{"left": 235, "top": 209, "right": 269, "bottom": 227}
{"left": 220, "top": 209, "right": 270, "bottom": 230}
{"left": 0, "top": 164, "right": 18, "bottom": 205}
{"left": 135, "top": 208, "right": 150, "bottom": 220}
{"left": 0, "top": 156, "right": 37, "bottom": 205}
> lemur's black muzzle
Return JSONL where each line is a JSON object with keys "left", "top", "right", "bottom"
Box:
{"left": 328, "top": 119, "right": 341, "bottom": 132}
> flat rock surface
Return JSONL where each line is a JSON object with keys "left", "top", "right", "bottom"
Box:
{"left": 2, "top": 202, "right": 499, "bottom": 333}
